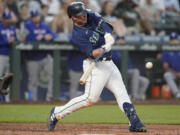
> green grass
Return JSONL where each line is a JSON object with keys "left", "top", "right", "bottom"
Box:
{"left": 0, "top": 104, "right": 180, "bottom": 124}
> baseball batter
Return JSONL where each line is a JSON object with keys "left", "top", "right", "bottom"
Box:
{"left": 47, "top": 2, "right": 147, "bottom": 132}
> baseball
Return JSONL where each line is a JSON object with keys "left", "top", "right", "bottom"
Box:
{"left": 145, "top": 62, "right": 153, "bottom": 69}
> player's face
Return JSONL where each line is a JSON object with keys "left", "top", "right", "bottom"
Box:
{"left": 2, "top": 18, "right": 12, "bottom": 27}
{"left": 32, "top": 15, "right": 41, "bottom": 25}
{"left": 72, "top": 14, "right": 87, "bottom": 26}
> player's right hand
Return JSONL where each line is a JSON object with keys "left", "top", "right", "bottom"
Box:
{"left": 45, "top": 34, "right": 52, "bottom": 41}
{"left": 36, "top": 34, "right": 43, "bottom": 41}
{"left": 8, "top": 37, "right": 15, "bottom": 44}
{"left": 104, "top": 33, "right": 115, "bottom": 46}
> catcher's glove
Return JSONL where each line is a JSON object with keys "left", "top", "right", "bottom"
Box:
{"left": 0, "top": 73, "right": 14, "bottom": 95}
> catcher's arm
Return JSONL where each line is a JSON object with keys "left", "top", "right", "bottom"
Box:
{"left": 79, "top": 48, "right": 105, "bottom": 85}
{"left": 0, "top": 73, "right": 14, "bottom": 95}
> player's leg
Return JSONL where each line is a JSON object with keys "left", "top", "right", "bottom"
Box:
{"left": 164, "top": 72, "right": 180, "bottom": 98}
{"left": 54, "top": 60, "right": 110, "bottom": 118}
{"left": 0, "top": 55, "right": 8, "bottom": 76}
{"left": 0, "top": 55, "right": 10, "bottom": 102}
{"left": 138, "top": 76, "right": 150, "bottom": 100}
{"left": 105, "top": 61, "right": 131, "bottom": 110}
{"left": 4, "top": 56, "right": 10, "bottom": 102}
{"left": 4, "top": 57, "right": 9, "bottom": 74}
{"left": 27, "top": 60, "right": 40, "bottom": 101}
{"left": 42, "top": 55, "right": 53, "bottom": 101}
{"left": 105, "top": 61, "right": 147, "bottom": 132}
{"left": 69, "top": 69, "right": 82, "bottom": 99}
{"left": 127, "top": 69, "right": 140, "bottom": 100}
{"left": 47, "top": 59, "right": 111, "bottom": 131}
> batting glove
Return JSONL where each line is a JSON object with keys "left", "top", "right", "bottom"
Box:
{"left": 102, "top": 43, "right": 112, "bottom": 52}
{"left": 104, "top": 33, "right": 115, "bottom": 46}
{"left": 102, "top": 33, "right": 115, "bottom": 52}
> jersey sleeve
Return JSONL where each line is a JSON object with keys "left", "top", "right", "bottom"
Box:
{"left": 71, "top": 32, "right": 93, "bottom": 57}
{"left": 12, "top": 27, "right": 18, "bottom": 41}
{"left": 0, "top": 34, "right": 8, "bottom": 45}
{"left": 91, "top": 11, "right": 113, "bottom": 34}
{"left": 43, "top": 24, "right": 56, "bottom": 40}
{"left": 128, "top": 56, "right": 133, "bottom": 69}
{"left": 24, "top": 22, "right": 35, "bottom": 41}
{"left": 161, "top": 51, "right": 170, "bottom": 64}
{"left": 101, "top": 21, "right": 113, "bottom": 34}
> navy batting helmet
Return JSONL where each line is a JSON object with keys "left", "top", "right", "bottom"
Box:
{"left": 67, "top": 2, "right": 87, "bottom": 18}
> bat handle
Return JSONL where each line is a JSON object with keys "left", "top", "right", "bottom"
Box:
{"left": 79, "top": 62, "right": 95, "bottom": 85}
{"left": 79, "top": 48, "right": 105, "bottom": 85}
{"left": 94, "top": 48, "right": 105, "bottom": 62}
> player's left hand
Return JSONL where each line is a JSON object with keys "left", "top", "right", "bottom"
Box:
{"left": 45, "top": 34, "right": 52, "bottom": 41}
{"left": 104, "top": 33, "right": 115, "bottom": 46}
{"left": 0, "top": 73, "right": 14, "bottom": 95}
{"left": 102, "top": 33, "right": 115, "bottom": 52}
{"left": 102, "top": 43, "right": 111, "bottom": 52}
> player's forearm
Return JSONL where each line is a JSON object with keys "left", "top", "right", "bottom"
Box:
{"left": 92, "top": 48, "right": 104, "bottom": 58}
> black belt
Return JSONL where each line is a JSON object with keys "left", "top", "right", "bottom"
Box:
{"left": 99, "top": 55, "right": 112, "bottom": 61}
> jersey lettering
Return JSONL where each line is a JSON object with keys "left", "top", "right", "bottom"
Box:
{"left": 89, "top": 31, "right": 99, "bottom": 45}
{"left": 89, "top": 19, "right": 105, "bottom": 45}
{"left": 1, "top": 29, "right": 14, "bottom": 39}
{"left": 95, "top": 19, "right": 104, "bottom": 35}
{"left": 34, "top": 29, "right": 46, "bottom": 35}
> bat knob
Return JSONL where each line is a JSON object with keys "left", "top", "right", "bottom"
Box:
{"left": 79, "top": 80, "right": 85, "bottom": 85}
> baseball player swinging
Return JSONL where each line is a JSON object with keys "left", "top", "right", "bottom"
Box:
{"left": 47, "top": 2, "right": 147, "bottom": 132}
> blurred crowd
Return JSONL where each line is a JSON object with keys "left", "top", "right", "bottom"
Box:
{"left": 0, "top": 0, "right": 180, "bottom": 102}
{"left": 0, "top": 0, "right": 179, "bottom": 38}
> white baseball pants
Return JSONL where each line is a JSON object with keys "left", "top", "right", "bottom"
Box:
{"left": 164, "top": 71, "right": 180, "bottom": 95}
{"left": 54, "top": 59, "right": 131, "bottom": 119}
{"left": 0, "top": 55, "right": 9, "bottom": 76}
{"left": 0, "top": 55, "right": 10, "bottom": 102}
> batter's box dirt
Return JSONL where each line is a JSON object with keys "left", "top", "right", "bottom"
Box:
{"left": 0, "top": 123, "right": 180, "bottom": 135}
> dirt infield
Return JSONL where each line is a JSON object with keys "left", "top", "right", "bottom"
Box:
{"left": 0, "top": 123, "right": 180, "bottom": 135}
{"left": 1, "top": 99, "right": 180, "bottom": 135}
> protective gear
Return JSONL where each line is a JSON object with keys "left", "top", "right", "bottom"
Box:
{"left": 102, "top": 43, "right": 111, "bottom": 52}
{"left": 123, "top": 102, "right": 147, "bottom": 132}
{"left": 67, "top": 2, "right": 87, "bottom": 18}
{"left": 0, "top": 73, "right": 13, "bottom": 95}
{"left": 102, "top": 33, "right": 115, "bottom": 52}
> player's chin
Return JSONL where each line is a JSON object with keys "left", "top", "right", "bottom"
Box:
{"left": 75, "top": 20, "right": 86, "bottom": 26}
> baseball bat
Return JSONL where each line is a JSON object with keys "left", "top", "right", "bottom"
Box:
{"left": 79, "top": 49, "right": 105, "bottom": 85}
